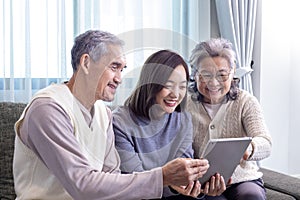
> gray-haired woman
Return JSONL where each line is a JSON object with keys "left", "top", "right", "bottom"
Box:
{"left": 187, "top": 38, "right": 272, "bottom": 200}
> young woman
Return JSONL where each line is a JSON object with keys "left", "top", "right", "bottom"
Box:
{"left": 113, "top": 50, "right": 225, "bottom": 199}
{"left": 187, "top": 38, "right": 272, "bottom": 200}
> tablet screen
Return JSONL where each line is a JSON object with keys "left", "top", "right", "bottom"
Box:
{"left": 198, "top": 137, "right": 252, "bottom": 186}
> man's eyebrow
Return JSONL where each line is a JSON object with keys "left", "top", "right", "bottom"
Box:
{"left": 111, "top": 62, "right": 122, "bottom": 66}
{"left": 111, "top": 62, "right": 127, "bottom": 69}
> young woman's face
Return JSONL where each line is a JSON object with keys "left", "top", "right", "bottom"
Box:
{"left": 195, "top": 56, "right": 234, "bottom": 104}
{"left": 155, "top": 64, "right": 187, "bottom": 114}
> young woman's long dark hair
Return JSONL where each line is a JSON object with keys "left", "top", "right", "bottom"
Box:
{"left": 125, "top": 49, "right": 189, "bottom": 119}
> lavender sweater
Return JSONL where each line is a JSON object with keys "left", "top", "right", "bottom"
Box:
{"left": 113, "top": 106, "right": 193, "bottom": 197}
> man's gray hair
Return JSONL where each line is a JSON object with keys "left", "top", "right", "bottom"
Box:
{"left": 71, "top": 30, "right": 124, "bottom": 72}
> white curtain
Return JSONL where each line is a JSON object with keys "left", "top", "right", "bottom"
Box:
{"left": 215, "top": 0, "right": 257, "bottom": 94}
{"left": 0, "top": 0, "right": 210, "bottom": 104}
{"left": 0, "top": 0, "right": 72, "bottom": 102}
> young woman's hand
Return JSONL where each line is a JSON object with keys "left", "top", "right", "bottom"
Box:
{"left": 170, "top": 180, "right": 202, "bottom": 198}
{"left": 202, "top": 173, "right": 226, "bottom": 196}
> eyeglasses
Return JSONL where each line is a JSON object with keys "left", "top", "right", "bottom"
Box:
{"left": 196, "top": 70, "right": 233, "bottom": 82}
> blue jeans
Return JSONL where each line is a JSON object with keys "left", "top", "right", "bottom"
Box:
{"left": 204, "top": 178, "right": 266, "bottom": 200}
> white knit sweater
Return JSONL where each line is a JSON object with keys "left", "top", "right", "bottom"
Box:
{"left": 187, "top": 89, "right": 272, "bottom": 184}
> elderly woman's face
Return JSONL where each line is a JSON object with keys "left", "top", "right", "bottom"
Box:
{"left": 195, "top": 56, "right": 233, "bottom": 104}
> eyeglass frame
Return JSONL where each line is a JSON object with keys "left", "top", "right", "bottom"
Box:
{"left": 195, "top": 69, "right": 234, "bottom": 83}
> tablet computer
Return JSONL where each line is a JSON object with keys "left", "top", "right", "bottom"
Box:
{"left": 198, "top": 137, "right": 252, "bottom": 186}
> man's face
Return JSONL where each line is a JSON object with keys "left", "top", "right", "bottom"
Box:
{"left": 89, "top": 45, "right": 126, "bottom": 102}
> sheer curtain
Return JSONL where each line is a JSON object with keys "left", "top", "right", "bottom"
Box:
{"left": 215, "top": 0, "right": 258, "bottom": 94}
{"left": 0, "top": 0, "right": 73, "bottom": 102}
{"left": 0, "top": 0, "right": 210, "bottom": 104}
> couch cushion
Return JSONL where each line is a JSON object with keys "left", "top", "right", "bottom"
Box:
{"left": 261, "top": 167, "right": 300, "bottom": 199}
{"left": 266, "top": 188, "right": 296, "bottom": 200}
{"left": 0, "top": 102, "right": 26, "bottom": 199}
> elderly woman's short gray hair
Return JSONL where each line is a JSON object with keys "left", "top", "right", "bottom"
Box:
{"left": 189, "top": 38, "right": 236, "bottom": 77}
{"left": 188, "top": 38, "right": 239, "bottom": 102}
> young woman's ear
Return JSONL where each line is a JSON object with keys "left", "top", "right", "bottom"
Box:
{"left": 79, "top": 54, "right": 90, "bottom": 74}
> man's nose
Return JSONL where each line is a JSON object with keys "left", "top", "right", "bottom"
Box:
{"left": 114, "top": 70, "right": 122, "bottom": 84}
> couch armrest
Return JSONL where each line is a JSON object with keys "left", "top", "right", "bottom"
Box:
{"left": 261, "top": 167, "right": 300, "bottom": 199}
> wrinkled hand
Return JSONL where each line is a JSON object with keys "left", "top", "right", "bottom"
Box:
{"left": 240, "top": 148, "right": 252, "bottom": 168}
{"left": 243, "top": 150, "right": 250, "bottom": 160}
{"left": 240, "top": 146, "right": 253, "bottom": 168}
{"left": 227, "top": 177, "right": 232, "bottom": 185}
{"left": 162, "top": 158, "right": 209, "bottom": 186}
{"left": 202, "top": 173, "right": 226, "bottom": 196}
{"left": 242, "top": 143, "right": 254, "bottom": 161}
{"left": 170, "top": 180, "right": 201, "bottom": 198}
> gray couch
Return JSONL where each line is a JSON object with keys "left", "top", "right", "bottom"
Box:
{"left": 1, "top": 102, "right": 300, "bottom": 199}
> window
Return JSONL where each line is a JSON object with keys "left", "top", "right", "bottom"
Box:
{"left": 0, "top": 0, "right": 210, "bottom": 103}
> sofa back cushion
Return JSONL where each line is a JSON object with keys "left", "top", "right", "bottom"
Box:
{"left": 0, "top": 102, "right": 26, "bottom": 199}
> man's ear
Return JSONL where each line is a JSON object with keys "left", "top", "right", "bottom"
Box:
{"left": 79, "top": 54, "right": 90, "bottom": 75}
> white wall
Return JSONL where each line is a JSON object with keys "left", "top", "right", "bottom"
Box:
{"left": 289, "top": 46, "right": 300, "bottom": 174}
{"left": 288, "top": 1, "right": 300, "bottom": 175}
{"left": 258, "top": 0, "right": 300, "bottom": 175}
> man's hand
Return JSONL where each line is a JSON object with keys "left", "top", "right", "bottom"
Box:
{"left": 162, "top": 158, "right": 209, "bottom": 186}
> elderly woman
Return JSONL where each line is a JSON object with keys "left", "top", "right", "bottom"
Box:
{"left": 187, "top": 38, "right": 272, "bottom": 200}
